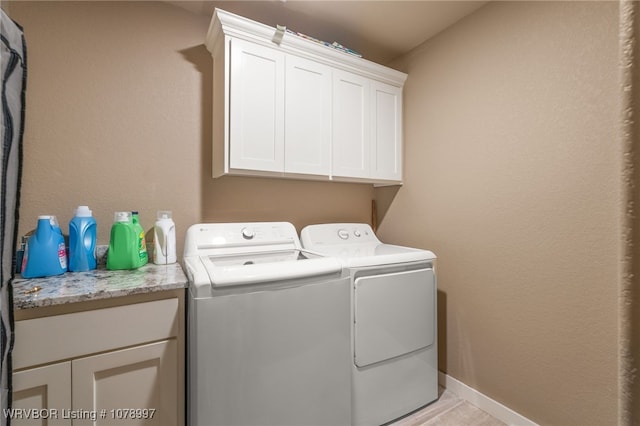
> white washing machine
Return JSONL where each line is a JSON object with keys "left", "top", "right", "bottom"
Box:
{"left": 183, "top": 222, "right": 351, "bottom": 426}
{"left": 301, "top": 223, "right": 438, "bottom": 426}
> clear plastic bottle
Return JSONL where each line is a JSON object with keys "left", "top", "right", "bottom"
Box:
{"left": 153, "top": 211, "right": 176, "bottom": 265}
{"left": 68, "top": 205, "right": 97, "bottom": 272}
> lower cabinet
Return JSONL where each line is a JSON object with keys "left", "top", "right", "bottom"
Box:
{"left": 73, "top": 340, "right": 178, "bottom": 426}
{"left": 11, "top": 292, "right": 184, "bottom": 426}
{"left": 13, "top": 362, "right": 71, "bottom": 426}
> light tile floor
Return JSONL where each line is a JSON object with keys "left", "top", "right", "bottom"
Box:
{"left": 392, "top": 387, "right": 506, "bottom": 426}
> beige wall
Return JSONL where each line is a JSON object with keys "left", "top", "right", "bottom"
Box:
{"left": 5, "top": 1, "right": 373, "bottom": 256}
{"left": 376, "top": 1, "right": 621, "bottom": 425}
{"left": 621, "top": 2, "right": 640, "bottom": 423}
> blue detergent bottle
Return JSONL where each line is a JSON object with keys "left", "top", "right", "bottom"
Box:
{"left": 21, "top": 215, "right": 68, "bottom": 278}
{"left": 68, "top": 205, "right": 97, "bottom": 272}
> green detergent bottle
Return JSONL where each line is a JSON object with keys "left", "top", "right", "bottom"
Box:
{"left": 131, "top": 211, "right": 148, "bottom": 267}
{"left": 107, "top": 211, "right": 138, "bottom": 270}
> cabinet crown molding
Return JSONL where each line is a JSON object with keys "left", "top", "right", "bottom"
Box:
{"left": 205, "top": 8, "right": 408, "bottom": 87}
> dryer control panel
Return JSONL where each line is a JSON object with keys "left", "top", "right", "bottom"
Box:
{"left": 302, "top": 223, "right": 380, "bottom": 246}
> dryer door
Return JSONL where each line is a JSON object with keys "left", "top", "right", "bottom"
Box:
{"left": 354, "top": 268, "right": 435, "bottom": 368}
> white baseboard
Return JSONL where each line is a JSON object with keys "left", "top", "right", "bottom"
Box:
{"left": 438, "top": 371, "right": 538, "bottom": 426}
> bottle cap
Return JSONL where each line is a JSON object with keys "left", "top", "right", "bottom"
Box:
{"left": 157, "top": 210, "right": 172, "bottom": 220}
{"left": 75, "top": 205, "right": 92, "bottom": 217}
{"left": 114, "top": 211, "right": 131, "bottom": 223}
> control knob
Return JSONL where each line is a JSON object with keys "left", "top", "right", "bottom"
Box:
{"left": 241, "top": 227, "right": 255, "bottom": 240}
{"left": 337, "top": 229, "right": 349, "bottom": 240}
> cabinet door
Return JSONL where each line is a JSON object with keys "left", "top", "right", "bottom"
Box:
{"left": 332, "top": 70, "right": 370, "bottom": 178}
{"left": 284, "top": 56, "right": 331, "bottom": 176}
{"left": 72, "top": 340, "right": 178, "bottom": 426}
{"left": 229, "top": 38, "right": 285, "bottom": 173}
{"left": 370, "top": 81, "right": 403, "bottom": 182}
{"left": 12, "top": 362, "right": 72, "bottom": 426}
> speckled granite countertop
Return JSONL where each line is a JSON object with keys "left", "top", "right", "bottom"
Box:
{"left": 12, "top": 262, "right": 188, "bottom": 310}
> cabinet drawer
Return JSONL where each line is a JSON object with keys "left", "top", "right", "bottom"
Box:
{"left": 14, "top": 298, "right": 179, "bottom": 370}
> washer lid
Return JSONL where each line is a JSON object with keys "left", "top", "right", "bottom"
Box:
{"left": 200, "top": 249, "right": 342, "bottom": 287}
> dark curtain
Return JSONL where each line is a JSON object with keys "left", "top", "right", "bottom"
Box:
{"left": 0, "top": 8, "right": 26, "bottom": 426}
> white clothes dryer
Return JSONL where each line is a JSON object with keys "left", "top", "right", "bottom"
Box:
{"left": 301, "top": 223, "right": 438, "bottom": 426}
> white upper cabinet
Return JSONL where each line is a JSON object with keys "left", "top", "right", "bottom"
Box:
{"left": 370, "top": 81, "right": 403, "bottom": 181}
{"left": 230, "top": 39, "right": 285, "bottom": 173}
{"left": 332, "top": 70, "right": 370, "bottom": 179}
{"left": 285, "top": 55, "right": 331, "bottom": 176}
{"left": 206, "top": 8, "right": 407, "bottom": 185}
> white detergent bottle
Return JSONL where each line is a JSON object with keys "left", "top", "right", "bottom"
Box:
{"left": 153, "top": 210, "right": 176, "bottom": 264}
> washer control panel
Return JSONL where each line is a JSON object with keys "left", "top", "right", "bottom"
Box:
{"left": 184, "top": 222, "right": 300, "bottom": 256}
